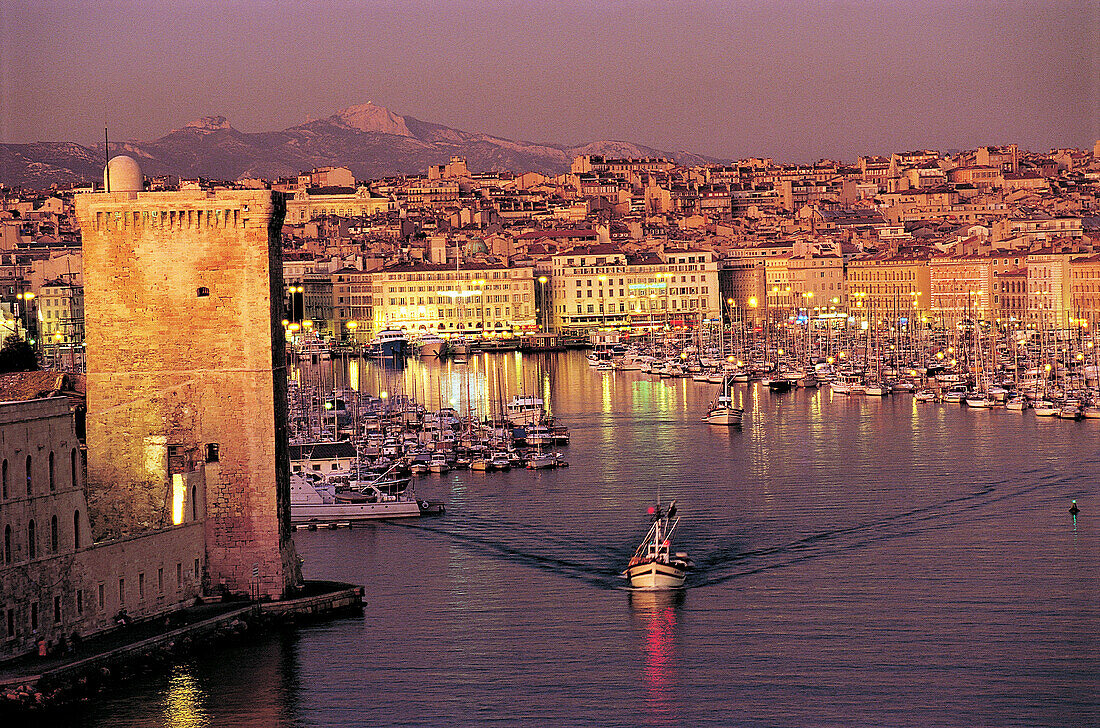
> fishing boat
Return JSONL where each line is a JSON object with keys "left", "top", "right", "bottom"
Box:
{"left": 623, "top": 500, "right": 690, "bottom": 590}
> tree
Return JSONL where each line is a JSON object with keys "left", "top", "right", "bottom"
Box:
{"left": 0, "top": 335, "right": 39, "bottom": 373}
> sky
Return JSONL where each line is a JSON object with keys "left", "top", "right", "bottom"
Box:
{"left": 1, "top": 0, "right": 1097, "bottom": 162}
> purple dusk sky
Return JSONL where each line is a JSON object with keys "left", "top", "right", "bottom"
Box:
{"left": 2, "top": 0, "right": 1096, "bottom": 162}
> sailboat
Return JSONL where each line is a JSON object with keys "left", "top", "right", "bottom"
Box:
{"left": 623, "top": 500, "right": 691, "bottom": 590}
{"left": 704, "top": 375, "right": 744, "bottom": 426}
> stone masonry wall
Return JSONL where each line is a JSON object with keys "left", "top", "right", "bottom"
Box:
{"left": 74, "top": 190, "right": 297, "bottom": 599}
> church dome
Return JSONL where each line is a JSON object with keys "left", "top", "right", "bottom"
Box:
{"left": 104, "top": 155, "right": 143, "bottom": 192}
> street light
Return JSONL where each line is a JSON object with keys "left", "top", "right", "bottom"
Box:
{"left": 537, "top": 275, "right": 549, "bottom": 333}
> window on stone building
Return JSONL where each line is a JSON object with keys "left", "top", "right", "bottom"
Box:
{"left": 1, "top": 459, "right": 7, "bottom": 499}
{"left": 6, "top": 608, "right": 13, "bottom": 638}
{"left": 158, "top": 567, "right": 164, "bottom": 594}
{"left": 27, "top": 520, "right": 35, "bottom": 560}
{"left": 76, "top": 589, "right": 83, "bottom": 616}
{"left": 138, "top": 573, "right": 145, "bottom": 600}
{"left": 74, "top": 511, "right": 81, "bottom": 549}
{"left": 206, "top": 443, "right": 220, "bottom": 463}
{"left": 48, "top": 452, "right": 55, "bottom": 492}
{"left": 3, "top": 525, "right": 10, "bottom": 564}
{"left": 98, "top": 583, "right": 104, "bottom": 610}
{"left": 25, "top": 455, "right": 31, "bottom": 496}
{"left": 50, "top": 515, "right": 58, "bottom": 553}
{"left": 197, "top": 287, "right": 210, "bottom": 298}
{"left": 194, "top": 558, "right": 200, "bottom": 580}
{"left": 177, "top": 563, "right": 183, "bottom": 589}
{"left": 167, "top": 445, "right": 186, "bottom": 475}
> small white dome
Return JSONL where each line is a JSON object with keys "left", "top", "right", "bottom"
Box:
{"left": 104, "top": 155, "right": 143, "bottom": 192}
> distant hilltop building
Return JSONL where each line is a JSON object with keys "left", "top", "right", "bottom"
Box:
{"left": 75, "top": 156, "right": 298, "bottom": 599}
{"left": 570, "top": 155, "right": 674, "bottom": 175}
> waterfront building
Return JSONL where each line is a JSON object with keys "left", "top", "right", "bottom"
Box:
{"left": 332, "top": 267, "right": 374, "bottom": 340}
{"left": 718, "top": 258, "right": 766, "bottom": 327}
{"left": 1070, "top": 253, "right": 1100, "bottom": 328}
{"left": 929, "top": 251, "right": 1035, "bottom": 327}
{"left": 929, "top": 254, "right": 995, "bottom": 327}
{"left": 369, "top": 263, "right": 536, "bottom": 337}
{"left": 1025, "top": 249, "right": 1077, "bottom": 328}
{"left": 549, "top": 245, "right": 720, "bottom": 333}
{"left": 0, "top": 378, "right": 206, "bottom": 659}
{"left": 994, "top": 267, "right": 1029, "bottom": 326}
{"left": 785, "top": 253, "right": 847, "bottom": 319}
{"left": 847, "top": 251, "right": 932, "bottom": 324}
{"left": 75, "top": 157, "right": 298, "bottom": 599}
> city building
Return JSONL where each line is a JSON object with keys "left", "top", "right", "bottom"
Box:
{"left": 847, "top": 251, "right": 932, "bottom": 324}
{"left": 1070, "top": 254, "right": 1100, "bottom": 328}
{"left": 549, "top": 245, "right": 720, "bottom": 332}
{"left": 369, "top": 263, "right": 536, "bottom": 336}
{"left": 0, "top": 376, "right": 206, "bottom": 660}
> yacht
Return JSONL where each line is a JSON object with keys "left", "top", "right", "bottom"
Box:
{"left": 370, "top": 329, "right": 408, "bottom": 360}
{"left": 417, "top": 333, "right": 446, "bottom": 358}
{"left": 290, "top": 474, "right": 429, "bottom": 523}
{"left": 623, "top": 501, "right": 690, "bottom": 590}
{"left": 506, "top": 396, "right": 545, "bottom": 426}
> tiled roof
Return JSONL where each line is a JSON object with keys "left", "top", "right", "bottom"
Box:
{"left": 0, "top": 371, "right": 84, "bottom": 403}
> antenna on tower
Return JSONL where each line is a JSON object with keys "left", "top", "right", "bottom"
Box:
{"left": 104, "top": 126, "right": 111, "bottom": 192}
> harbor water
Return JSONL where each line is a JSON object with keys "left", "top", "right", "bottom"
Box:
{"left": 72, "top": 352, "right": 1098, "bottom": 727}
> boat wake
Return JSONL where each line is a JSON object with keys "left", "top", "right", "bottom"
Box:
{"left": 385, "top": 514, "right": 630, "bottom": 589}
{"left": 689, "top": 468, "right": 1068, "bottom": 588}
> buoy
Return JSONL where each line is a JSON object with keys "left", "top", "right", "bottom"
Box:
{"left": 1069, "top": 500, "right": 1079, "bottom": 516}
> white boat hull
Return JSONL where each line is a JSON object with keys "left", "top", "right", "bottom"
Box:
{"left": 624, "top": 561, "right": 686, "bottom": 590}
{"left": 418, "top": 340, "right": 445, "bottom": 358}
{"left": 291, "top": 500, "right": 421, "bottom": 523}
{"left": 705, "top": 408, "right": 743, "bottom": 426}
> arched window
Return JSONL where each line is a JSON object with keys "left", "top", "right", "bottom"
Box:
{"left": 71, "top": 449, "right": 78, "bottom": 488}
{"left": 74, "top": 510, "right": 81, "bottom": 550}
{"left": 25, "top": 455, "right": 32, "bottom": 496}
{"left": 1, "top": 459, "right": 6, "bottom": 500}
{"left": 3, "top": 525, "right": 10, "bottom": 564}
{"left": 50, "top": 515, "right": 58, "bottom": 553}
{"left": 27, "top": 520, "right": 36, "bottom": 560}
{"left": 48, "top": 452, "right": 55, "bottom": 492}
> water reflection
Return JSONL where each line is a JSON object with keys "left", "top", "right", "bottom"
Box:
{"left": 630, "top": 590, "right": 684, "bottom": 722}
{"left": 163, "top": 665, "right": 207, "bottom": 728}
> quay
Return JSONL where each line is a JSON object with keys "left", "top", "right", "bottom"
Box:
{"left": 0, "top": 580, "right": 363, "bottom": 713}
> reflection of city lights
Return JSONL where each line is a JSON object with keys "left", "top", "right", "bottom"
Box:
{"left": 163, "top": 665, "right": 208, "bottom": 728}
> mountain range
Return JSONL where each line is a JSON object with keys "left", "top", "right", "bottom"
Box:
{"left": 0, "top": 103, "right": 719, "bottom": 188}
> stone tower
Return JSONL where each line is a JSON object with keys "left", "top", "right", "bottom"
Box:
{"left": 75, "top": 158, "right": 297, "bottom": 599}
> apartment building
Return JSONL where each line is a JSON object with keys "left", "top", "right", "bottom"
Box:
{"left": 847, "top": 251, "right": 932, "bottom": 323}
{"left": 369, "top": 263, "right": 536, "bottom": 336}
{"left": 549, "top": 245, "right": 720, "bottom": 332}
